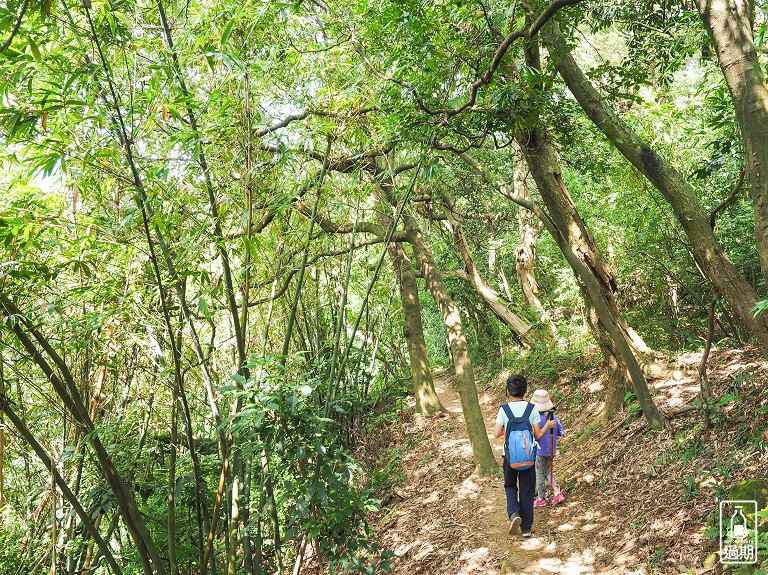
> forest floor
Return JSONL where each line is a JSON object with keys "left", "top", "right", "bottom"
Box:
{"left": 371, "top": 345, "right": 768, "bottom": 575}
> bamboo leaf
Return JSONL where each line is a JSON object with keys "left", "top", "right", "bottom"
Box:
{"left": 28, "top": 37, "right": 42, "bottom": 64}
{"left": 221, "top": 20, "right": 235, "bottom": 46}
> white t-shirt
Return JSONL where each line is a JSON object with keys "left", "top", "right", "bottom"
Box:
{"left": 495, "top": 400, "right": 540, "bottom": 429}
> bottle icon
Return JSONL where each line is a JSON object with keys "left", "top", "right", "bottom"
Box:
{"left": 730, "top": 505, "right": 748, "bottom": 539}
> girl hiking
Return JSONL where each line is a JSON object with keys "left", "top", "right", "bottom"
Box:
{"left": 530, "top": 389, "right": 566, "bottom": 508}
{"left": 493, "top": 374, "right": 556, "bottom": 538}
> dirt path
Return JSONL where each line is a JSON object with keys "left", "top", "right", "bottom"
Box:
{"left": 376, "top": 370, "right": 607, "bottom": 575}
{"left": 374, "top": 347, "right": 768, "bottom": 574}
{"left": 431, "top": 372, "right": 599, "bottom": 575}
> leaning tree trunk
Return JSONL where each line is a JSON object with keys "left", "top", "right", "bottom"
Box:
{"left": 518, "top": 129, "right": 665, "bottom": 429}
{"left": 437, "top": 189, "right": 542, "bottom": 345}
{"left": 512, "top": 147, "right": 559, "bottom": 339}
{"left": 545, "top": 22, "right": 768, "bottom": 350}
{"left": 0, "top": 296, "right": 166, "bottom": 575}
{"left": 695, "top": 0, "right": 768, "bottom": 285}
{"left": 398, "top": 210, "right": 498, "bottom": 474}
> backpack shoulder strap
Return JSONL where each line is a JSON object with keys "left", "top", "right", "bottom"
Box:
{"left": 522, "top": 402, "right": 536, "bottom": 435}
{"left": 501, "top": 404, "right": 514, "bottom": 441}
{"left": 522, "top": 402, "right": 534, "bottom": 423}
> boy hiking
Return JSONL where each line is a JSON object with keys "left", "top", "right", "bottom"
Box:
{"left": 493, "top": 374, "right": 556, "bottom": 538}
{"left": 530, "top": 389, "right": 566, "bottom": 508}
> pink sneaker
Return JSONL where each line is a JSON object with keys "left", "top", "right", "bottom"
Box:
{"left": 533, "top": 497, "right": 547, "bottom": 508}
{"left": 552, "top": 492, "right": 565, "bottom": 505}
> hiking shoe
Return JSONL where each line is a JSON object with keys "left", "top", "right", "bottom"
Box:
{"left": 534, "top": 497, "right": 547, "bottom": 508}
{"left": 508, "top": 512, "right": 522, "bottom": 535}
{"left": 522, "top": 530, "right": 532, "bottom": 538}
{"left": 552, "top": 492, "right": 565, "bottom": 505}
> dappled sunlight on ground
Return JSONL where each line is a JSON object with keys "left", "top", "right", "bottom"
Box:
{"left": 456, "top": 475, "right": 483, "bottom": 499}
{"left": 456, "top": 547, "right": 492, "bottom": 575}
{"left": 374, "top": 348, "right": 768, "bottom": 574}
{"left": 438, "top": 437, "right": 475, "bottom": 458}
{"left": 528, "top": 549, "right": 596, "bottom": 575}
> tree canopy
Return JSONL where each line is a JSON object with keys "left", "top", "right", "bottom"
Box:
{"left": 0, "top": 0, "right": 767, "bottom": 572}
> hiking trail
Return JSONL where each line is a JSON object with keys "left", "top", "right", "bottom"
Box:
{"left": 375, "top": 369, "right": 605, "bottom": 575}
{"left": 373, "top": 348, "right": 768, "bottom": 574}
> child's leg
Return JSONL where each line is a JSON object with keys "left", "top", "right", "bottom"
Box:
{"left": 518, "top": 466, "right": 536, "bottom": 531}
{"left": 551, "top": 473, "right": 565, "bottom": 504}
{"left": 534, "top": 455, "right": 548, "bottom": 499}
{"left": 503, "top": 458, "right": 520, "bottom": 518}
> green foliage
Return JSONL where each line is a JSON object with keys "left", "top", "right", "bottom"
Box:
{"left": 0, "top": 506, "right": 25, "bottom": 574}
{"left": 754, "top": 299, "right": 768, "bottom": 318}
{"left": 224, "top": 353, "right": 390, "bottom": 573}
{"left": 681, "top": 475, "right": 700, "bottom": 502}
{"left": 0, "top": 0, "right": 767, "bottom": 570}
{"left": 419, "top": 289, "right": 450, "bottom": 366}
{"left": 503, "top": 343, "right": 586, "bottom": 387}
{"left": 655, "top": 431, "right": 703, "bottom": 467}
{"left": 624, "top": 391, "right": 643, "bottom": 419}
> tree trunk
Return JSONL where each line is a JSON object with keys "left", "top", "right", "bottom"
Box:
{"left": 0, "top": 356, "right": 4, "bottom": 509}
{"left": 438, "top": 191, "right": 542, "bottom": 345}
{"left": 375, "top": 179, "right": 445, "bottom": 414}
{"left": 545, "top": 22, "right": 768, "bottom": 350}
{"left": 518, "top": 130, "right": 651, "bottom": 415}
{"left": 512, "top": 148, "right": 559, "bottom": 339}
{"left": 519, "top": 130, "right": 664, "bottom": 428}
{"left": 489, "top": 245, "right": 515, "bottom": 300}
{"left": 695, "top": 0, "right": 768, "bottom": 284}
{"left": 458, "top": 147, "right": 639, "bottom": 420}
{"left": 510, "top": 25, "right": 660, "bottom": 425}
{"left": 400, "top": 212, "right": 499, "bottom": 473}
{"left": 389, "top": 242, "right": 445, "bottom": 414}
{"left": 0, "top": 295, "right": 166, "bottom": 575}
{"left": 168, "top": 394, "right": 179, "bottom": 575}
{"left": 0, "top": 404, "right": 3, "bottom": 510}
{"left": 0, "top": 400, "right": 124, "bottom": 575}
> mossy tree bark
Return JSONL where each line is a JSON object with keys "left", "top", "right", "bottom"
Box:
{"left": 389, "top": 242, "right": 445, "bottom": 415}
{"left": 518, "top": 129, "right": 665, "bottom": 429}
{"left": 390, "top": 205, "right": 498, "bottom": 474}
{"left": 458, "top": 145, "right": 640, "bottom": 419}
{"left": 376, "top": 175, "right": 445, "bottom": 415}
{"left": 512, "top": 148, "right": 560, "bottom": 340}
{"left": 408, "top": 223, "right": 499, "bottom": 472}
{"left": 695, "top": 0, "right": 768, "bottom": 284}
{"left": 545, "top": 22, "right": 768, "bottom": 351}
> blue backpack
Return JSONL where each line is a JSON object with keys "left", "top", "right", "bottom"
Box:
{"left": 502, "top": 403, "right": 536, "bottom": 470}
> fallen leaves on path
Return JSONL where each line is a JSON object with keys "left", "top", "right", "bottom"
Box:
{"left": 373, "top": 347, "right": 768, "bottom": 575}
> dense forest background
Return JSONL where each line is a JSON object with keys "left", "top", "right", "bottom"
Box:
{"left": 0, "top": 0, "right": 767, "bottom": 573}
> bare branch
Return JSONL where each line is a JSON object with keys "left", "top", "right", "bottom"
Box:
{"left": 710, "top": 165, "right": 745, "bottom": 228}
{"left": 254, "top": 112, "right": 310, "bottom": 137}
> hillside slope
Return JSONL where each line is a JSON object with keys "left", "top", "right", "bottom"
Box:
{"left": 372, "top": 346, "right": 768, "bottom": 574}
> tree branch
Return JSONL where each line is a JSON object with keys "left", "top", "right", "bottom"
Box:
{"left": 353, "top": 0, "right": 582, "bottom": 123}
{"left": 0, "top": 0, "right": 30, "bottom": 53}
{"left": 710, "top": 165, "right": 745, "bottom": 228}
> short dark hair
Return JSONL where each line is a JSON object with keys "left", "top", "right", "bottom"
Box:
{"left": 506, "top": 374, "right": 527, "bottom": 397}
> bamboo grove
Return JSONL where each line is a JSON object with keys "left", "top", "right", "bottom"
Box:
{"left": 0, "top": 0, "right": 767, "bottom": 573}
